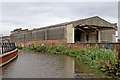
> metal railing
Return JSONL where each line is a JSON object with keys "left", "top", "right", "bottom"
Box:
{"left": 0, "top": 42, "right": 16, "bottom": 54}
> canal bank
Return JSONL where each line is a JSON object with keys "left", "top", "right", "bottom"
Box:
{"left": 1, "top": 50, "right": 108, "bottom": 78}
{"left": 16, "top": 46, "right": 120, "bottom": 79}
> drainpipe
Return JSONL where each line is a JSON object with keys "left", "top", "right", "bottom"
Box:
{"left": 84, "top": 32, "right": 87, "bottom": 42}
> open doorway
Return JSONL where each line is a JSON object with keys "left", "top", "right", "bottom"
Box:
{"left": 74, "top": 25, "right": 98, "bottom": 43}
{"left": 75, "top": 28, "right": 80, "bottom": 42}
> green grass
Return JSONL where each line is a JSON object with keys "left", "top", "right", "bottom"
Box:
{"left": 16, "top": 46, "right": 23, "bottom": 49}
{"left": 16, "top": 46, "right": 35, "bottom": 51}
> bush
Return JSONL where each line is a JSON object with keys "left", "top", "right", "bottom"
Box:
{"left": 46, "top": 46, "right": 67, "bottom": 54}
{"left": 29, "top": 47, "right": 35, "bottom": 51}
{"left": 36, "top": 45, "right": 47, "bottom": 53}
{"left": 56, "top": 46, "right": 67, "bottom": 52}
{"left": 99, "top": 51, "right": 120, "bottom": 78}
{"left": 16, "top": 46, "right": 22, "bottom": 49}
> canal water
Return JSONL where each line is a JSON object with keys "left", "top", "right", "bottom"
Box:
{"left": 1, "top": 50, "right": 108, "bottom": 78}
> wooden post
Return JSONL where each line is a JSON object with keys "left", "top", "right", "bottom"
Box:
{"left": 84, "top": 32, "right": 87, "bottom": 41}
{"left": 98, "top": 31, "right": 101, "bottom": 43}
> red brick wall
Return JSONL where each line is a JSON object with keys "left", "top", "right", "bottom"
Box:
{"left": 67, "top": 43, "right": 120, "bottom": 51}
{"left": 16, "top": 40, "right": 67, "bottom": 47}
{"left": 15, "top": 40, "right": 120, "bottom": 51}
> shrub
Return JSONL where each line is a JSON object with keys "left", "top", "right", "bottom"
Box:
{"left": 29, "top": 47, "right": 35, "bottom": 51}
{"left": 99, "top": 51, "right": 120, "bottom": 78}
{"left": 56, "top": 46, "right": 67, "bottom": 52}
{"left": 16, "top": 46, "right": 22, "bottom": 49}
{"left": 36, "top": 45, "right": 47, "bottom": 53}
{"left": 47, "top": 46, "right": 57, "bottom": 53}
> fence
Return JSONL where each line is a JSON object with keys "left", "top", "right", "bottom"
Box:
{"left": 0, "top": 42, "right": 16, "bottom": 54}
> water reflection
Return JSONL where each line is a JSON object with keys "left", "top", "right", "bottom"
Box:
{"left": 74, "top": 60, "right": 107, "bottom": 78}
{"left": 0, "top": 50, "right": 107, "bottom": 78}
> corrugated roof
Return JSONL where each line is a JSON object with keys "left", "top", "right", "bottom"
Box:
{"left": 32, "top": 16, "right": 117, "bottom": 31}
{"left": 13, "top": 16, "right": 117, "bottom": 32}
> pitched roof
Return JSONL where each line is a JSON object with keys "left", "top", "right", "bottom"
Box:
{"left": 32, "top": 16, "right": 117, "bottom": 31}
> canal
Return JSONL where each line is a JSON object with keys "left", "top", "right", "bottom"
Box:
{"left": 1, "top": 50, "right": 108, "bottom": 78}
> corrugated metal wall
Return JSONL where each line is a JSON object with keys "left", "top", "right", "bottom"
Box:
{"left": 32, "top": 29, "right": 45, "bottom": 41}
{"left": 10, "top": 26, "right": 65, "bottom": 42}
{"left": 100, "top": 29, "right": 116, "bottom": 42}
{"left": 47, "top": 26, "right": 65, "bottom": 40}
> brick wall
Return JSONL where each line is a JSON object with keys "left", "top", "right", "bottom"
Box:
{"left": 67, "top": 43, "right": 120, "bottom": 51}
{"left": 15, "top": 40, "right": 67, "bottom": 48}
{"left": 15, "top": 40, "right": 120, "bottom": 51}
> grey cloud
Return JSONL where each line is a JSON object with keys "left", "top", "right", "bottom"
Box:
{"left": 1, "top": 2, "right": 118, "bottom": 36}
{"left": 118, "top": 1, "right": 120, "bottom": 39}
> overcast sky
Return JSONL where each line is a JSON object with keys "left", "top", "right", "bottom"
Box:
{"left": 0, "top": 2, "right": 118, "bottom": 37}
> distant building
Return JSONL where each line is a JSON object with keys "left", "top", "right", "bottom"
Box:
{"left": 0, "top": 34, "right": 3, "bottom": 42}
{"left": 116, "top": 31, "right": 118, "bottom": 42}
{"left": 2, "top": 36, "right": 10, "bottom": 40}
{"left": 0, "top": 35, "right": 10, "bottom": 42}
{"left": 10, "top": 16, "right": 117, "bottom": 43}
{"left": 2, "top": 36, "right": 10, "bottom": 42}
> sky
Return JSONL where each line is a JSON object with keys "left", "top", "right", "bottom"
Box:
{"left": 118, "top": 1, "right": 120, "bottom": 39}
{"left": 0, "top": 1, "right": 119, "bottom": 38}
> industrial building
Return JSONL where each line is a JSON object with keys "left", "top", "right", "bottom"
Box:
{"left": 10, "top": 16, "right": 117, "bottom": 43}
{"left": 0, "top": 34, "right": 3, "bottom": 42}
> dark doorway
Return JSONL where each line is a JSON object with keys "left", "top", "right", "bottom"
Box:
{"left": 74, "top": 28, "right": 98, "bottom": 43}
{"left": 75, "top": 29, "right": 81, "bottom": 43}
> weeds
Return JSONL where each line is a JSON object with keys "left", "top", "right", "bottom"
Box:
{"left": 16, "top": 46, "right": 22, "bottom": 49}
